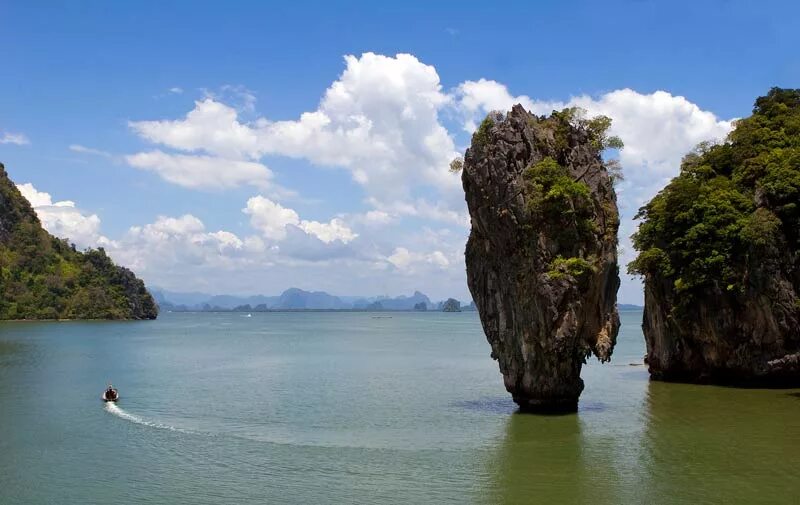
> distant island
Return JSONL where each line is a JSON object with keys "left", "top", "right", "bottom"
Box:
{"left": 153, "top": 287, "right": 477, "bottom": 313}
{"left": 0, "top": 163, "right": 158, "bottom": 320}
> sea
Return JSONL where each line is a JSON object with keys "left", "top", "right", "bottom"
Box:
{"left": 1, "top": 310, "right": 798, "bottom": 504}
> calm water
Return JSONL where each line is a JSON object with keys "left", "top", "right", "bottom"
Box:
{"left": 0, "top": 311, "right": 798, "bottom": 504}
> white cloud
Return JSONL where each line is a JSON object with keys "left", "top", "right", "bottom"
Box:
{"left": 454, "top": 79, "right": 540, "bottom": 131}
{"left": 367, "top": 197, "right": 469, "bottom": 227}
{"left": 169, "top": 87, "right": 184, "bottom": 94}
{"left": 130, "top": 99, "right": 262, "bottom": 160}
{"left": 15, "top": 181, "right": 467, "bottom": 299}
{"left": 346, "top": 210, "right": 396, "bottom": 227}
{"left": 298, "top": 218, "right": 357, "bottom": 244}
{"left": 388, "top": 247, "right": 451, "bottom": 273}
{"left": 127, "top": 53, "right": 462, "bottom": 211}
{"left": 243, "top": 195, "right": 357, "bottom": 244}
{"left": 17, "top": 183, "right": 61, "bottom": 208}
{"left": 16, "top": 182, "right": 109, "bottom": 250}
{"left": 114, "top": 214, "right": 267, "bottom": 277}
{"left": 125, "top": 150, "right": 273, "bottom": 190}
{"left": 1, "top": 132, "right": 30, "bottom": 145}
{"left": 69, "top": 144, "right": 113, "bottom": 158}
{"left": 242, "top": 196, "right": 301, "bottom": 240}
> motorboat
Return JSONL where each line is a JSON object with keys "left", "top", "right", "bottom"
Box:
{"left": 102, "top": 387, "right": 119, "bottom": 402}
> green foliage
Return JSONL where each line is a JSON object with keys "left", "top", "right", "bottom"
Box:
{"left": 449, "top": 157, "right": 463, "bottom": 173}
{"left": 740, "top": 208, "right": 782, "bottom": 248}
{"left": 546, "top": 107, "right": 624, "bottom": 152}
{"left": 584, "top": 114, "right": 624, "bottom": 151}
{"left": 523, "top": 157, "right": 595, "bottom": 245}
{"left": 472, "top": 116, "right": 495, "bottom": 148}
{"left": 547, "top": 256, "right": 595, "bottom": 281}
{"left": 629, "top": 88, "right": 800, "bottom": 299}
{"left": 0, "top": 165, "right": 158, "bottom": 320}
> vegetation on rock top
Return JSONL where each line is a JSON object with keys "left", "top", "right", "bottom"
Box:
{"left": 629, "top": 88, "right": 800, "bottom": 305}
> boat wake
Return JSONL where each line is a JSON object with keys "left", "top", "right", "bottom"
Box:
{"left": 104, "top": 401, "right": 190, "bottom": 433}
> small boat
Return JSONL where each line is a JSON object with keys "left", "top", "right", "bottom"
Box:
{"left": 102, "top": 387, "right": 119, "bottom": 402}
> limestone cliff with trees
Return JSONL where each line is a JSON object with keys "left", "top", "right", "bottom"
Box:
{"left": 629, "top": 88, "right": 800, "bottom": 383}
{"left": 461, "top": 105, "right": 621, "bottom": 411}
{"left": 0, "top": 163, "right": 158, "bottom": 320}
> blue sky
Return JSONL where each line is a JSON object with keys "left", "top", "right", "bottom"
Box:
{"left": 1, "top": 0, "right": 798, "bottom": 302}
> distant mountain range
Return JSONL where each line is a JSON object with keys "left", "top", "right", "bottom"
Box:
{"left": 152, "top": 287, "right": 641, "bottom": 313}
{"left": 151, "top": 287, "right": 477, "bottom": 312}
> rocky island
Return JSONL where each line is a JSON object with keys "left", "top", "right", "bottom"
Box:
{"left": 629, "top": 88, "right": 800, "bottom": 384}
{"left": 0, "top": 163, "right": 158, "bottom": 320}
{"left": 462, "top": 105, "right": 621, "bottom": 412}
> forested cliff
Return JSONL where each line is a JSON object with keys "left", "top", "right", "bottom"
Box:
{"left": 0, "top": 163, "right": 158, "bottom": 320}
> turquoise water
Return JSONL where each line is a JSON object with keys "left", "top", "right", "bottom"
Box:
{"left": 0, "top": 311, "right": 798, "bottom": 504}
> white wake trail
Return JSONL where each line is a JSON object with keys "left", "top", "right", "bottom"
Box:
{"left": 104, "top": 402, "right": 189, "bottom": 433}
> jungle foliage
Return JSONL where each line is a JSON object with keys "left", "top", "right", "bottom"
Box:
{"left": 629, "top": 88, "right": 800, "bottom": 297}
{"left": 0, "top": 164, "right": 158, "bottom": 320}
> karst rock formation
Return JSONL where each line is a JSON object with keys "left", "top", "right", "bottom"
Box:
{"left": 462, "top": 105, "right": 621, "bottom": 412}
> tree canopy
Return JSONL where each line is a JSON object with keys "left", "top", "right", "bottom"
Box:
{"left": 629, "top": 88, "right": 800, "bottom": 300}
{"left": 0, "top": 164, "right": 158, "bottom": 320}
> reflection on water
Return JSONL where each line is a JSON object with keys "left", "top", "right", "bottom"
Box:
{"left": 486, "top": 406, "right": 654, "bottom": 505}
{"left": 641, "top": 380, "right": 800, "bottom": 504}
{"left": 484, "top": 379, "right": 800, "bottom": 505}
{"left": 487, "top": 412, "right": 587, "bottom": 504}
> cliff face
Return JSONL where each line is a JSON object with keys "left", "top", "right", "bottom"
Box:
{"left": 631, "top": 88, "right": 800, "bottom": 384}
{"left": 462, "top": 105, "right": 621, "bottom": 412}
{"left": 0, "top": 163, "right": 158, "bottom": 320}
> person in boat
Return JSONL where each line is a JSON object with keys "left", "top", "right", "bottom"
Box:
{"left": 105, "top": 384, "right": 117, "bottom": 400}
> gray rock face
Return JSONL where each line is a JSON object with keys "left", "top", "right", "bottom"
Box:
{"left": 643, "top": 249, "right": 800, "bottom": 384}
{"left": 462, "top": 105, "right": 620, "bottom": 412}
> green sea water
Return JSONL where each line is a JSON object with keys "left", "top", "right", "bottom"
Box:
{"left": 0, "top": 311, "right": 798, "bottom": 504}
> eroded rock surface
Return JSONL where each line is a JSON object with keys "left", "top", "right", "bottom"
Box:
{"left": 462, "top": 105, "right": 620, "bottom": 412}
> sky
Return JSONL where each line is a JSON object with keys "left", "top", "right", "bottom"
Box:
{"left": 1, "top": 0, "right": 798, "bottom": 303}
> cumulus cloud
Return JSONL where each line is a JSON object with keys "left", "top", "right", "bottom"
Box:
{"left": 17, "top": 182, "right": 109, "bottom": 250}
{"left": 14, "top": 180, "right": 466, "bottom": 299}
{"left": 130, "top": 99, "right": 262, "bottom": 160}
{"left": 125, "top": 150, "right": 273, "bottom": 190}
{"left": 127, "top": 53, "right": 462, "bottom": 217}
{"left": 243, "top": 195, "right": 357, "bottom": 244}
{"left": 454, "top": 79, "right": 541, "bottom": 131}
{"left": 1, "top": 132, "right": 30, "bottom": 145}
{"left": 242, "top": 196, "right": 301, "bottom": 240}
{"left": 388, "top": 247, "right": 451, "bottom": 273}
{"left": 117, "top": 214, "right": 265, "bottom": 272}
